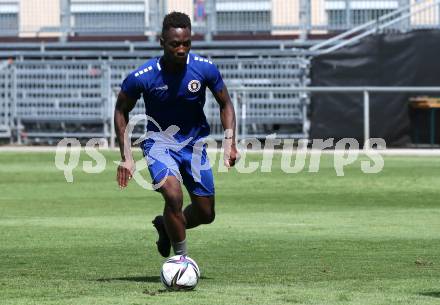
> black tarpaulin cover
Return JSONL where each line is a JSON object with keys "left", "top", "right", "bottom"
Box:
{"left": 310, "top": 30, "right": 440, "bottom": 147}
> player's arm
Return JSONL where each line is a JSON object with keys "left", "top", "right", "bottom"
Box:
{"left": 114, "top": 91, "right": 137, "bottom": 188}
{"left": 212, "top": 85, "right": 239, "bottom": 167}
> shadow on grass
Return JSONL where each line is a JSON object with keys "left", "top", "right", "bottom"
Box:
{"left": 96, "top": 275, "right": 212, "bottom": 283}
{"left": 419, "top": 291, "right": 440, "bottom": 298}
{"left": 97, "top": 276, "right": 160, "bottom": 283}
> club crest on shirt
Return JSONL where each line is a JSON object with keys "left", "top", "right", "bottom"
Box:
{"left": 188, "top": 80, "right": 201, "bottom": 93}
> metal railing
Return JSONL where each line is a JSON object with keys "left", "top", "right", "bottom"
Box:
{"left": 1, "top": 0, "right": 440, "bottom": 40}
{"left": 311, "top": 0, "right": 440, "bottom": 54}
{"left": 0, "top": 57, "right": 308, "bottom": 143}
{"left": 3, "top": 74, "right": 440, "bottom": 146}
{"left": 230, "top": 86, "right": 440, "bottom": 146}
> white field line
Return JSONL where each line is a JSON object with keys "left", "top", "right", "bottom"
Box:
{"left": 1, "top": 146, "right": 440, "bottom": 156}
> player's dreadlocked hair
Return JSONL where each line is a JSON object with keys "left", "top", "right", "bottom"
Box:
{"left": 162, "top": 12, "right": 191, "bottom": 37}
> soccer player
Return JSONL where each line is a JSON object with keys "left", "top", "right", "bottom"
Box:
{"left": 114, "top": 12, "right": 238, "bottom": 257}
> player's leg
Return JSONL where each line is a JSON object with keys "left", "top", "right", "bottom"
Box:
{"left": 151, "top": 215, "right": 171, "bottom": 257}
{"left": 152, "top": 143, "right": 215, "bottom": 256}
{"left": 152, "top": 176, "right": 188, "bottom": 257}
{"left": 183, "top": 193, "right": 215, "bottom": 229}
{"left": 159, "top": 176, "right": 186, "bottom": 243}
{"left": 180, "top": 145, "right": 216, "bottom": 229}
{"left": 144, "top": 141, "right": 186, "bottom": 257}
{"left": 153, "top": 180, "right": 213, "bottom": 256}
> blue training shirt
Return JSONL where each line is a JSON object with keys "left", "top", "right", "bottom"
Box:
{"left": 120, "top": 53, "right": 225, "bottom": 145}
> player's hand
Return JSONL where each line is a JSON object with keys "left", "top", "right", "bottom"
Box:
{"left": 117, "top": 158, "right": 135, "bottom": 189}
{"left": 224, "top": 142, "right": 240, "bottom": 168}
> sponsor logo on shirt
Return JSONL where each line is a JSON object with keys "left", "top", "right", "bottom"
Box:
{"left": 154, "top": 85, "right": 168, "bottom": 91}
{"left": 188, "top": 80, "right": 201, "bottom": 93}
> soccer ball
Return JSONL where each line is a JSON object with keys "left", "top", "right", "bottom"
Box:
{"left": 160, "top": 255, "right": 200, "bottom": 291}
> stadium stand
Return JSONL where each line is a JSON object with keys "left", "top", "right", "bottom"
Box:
{"left": 0, "top": 0, "right": 19, "bottom": 36}
{"left": 3, "top": 54, "right": 308, "bottom": 143}
{"left": 70, "top": 0, "right": 148, "bottom": 35}
{"left": 0, "top": 0, "right": 439, "bottom": 144}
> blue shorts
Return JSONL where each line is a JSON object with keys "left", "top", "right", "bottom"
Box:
{"left": 141, "top": 140, "right": 215, "bottom": 196}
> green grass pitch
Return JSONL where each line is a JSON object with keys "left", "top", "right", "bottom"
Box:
{"left": 0, "top": 151, "right": 439, "bottom": 305}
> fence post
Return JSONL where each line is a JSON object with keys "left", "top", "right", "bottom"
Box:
{"left": 149, "top": 0, "right": 159, "bottom": 42}
{"left": 241, "top": 93, "right": 247, "bottom": 141}
{"left": 299, "top": 0, "right": 311, "bottom": 40}
{"left": 302, "top": 92, "right": 309, "bottom": 138}
{"left": 399, "top": 0, "right": 411, "bottom": 30}
{"left": 59, "top": 0, "right": 71, "bottom": 43}
{"left": 205, "top": 0, "right": 216, "bottom": 42}
{"left": 345, "top": 0, "right": 351, "bottom": 29}
{"left": 10, "top": 65, "right": 19, "bottom": 144}
{"left": 232, "top": 91, "right": 239, "bottom": 140}
{"left": 0, "top": 65, "right": 12, "bottom": 143}
{"left": 438, "top": 0, "right": 440, "bottom": 27}
{"left": 110, "top": 90, "right": 116, "bottom": 149}
{"left": 363, "top": 90, "right": 370, "bottom": 149}
{"left": 101, "top": 63, "right": 113, "bottom": 146}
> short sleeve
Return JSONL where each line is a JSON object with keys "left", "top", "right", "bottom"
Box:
{"left": 121, "top": 72, "right": 142, "bottom": 100}
{"left": 205, "top": 63, "right": 225, "bottom": 93}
